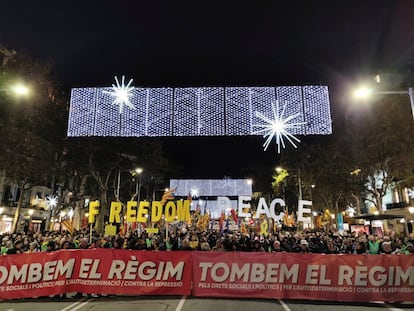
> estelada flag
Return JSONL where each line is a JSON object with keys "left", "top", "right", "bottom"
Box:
{"left": 61, "top": 219, "right": 74, "bottom": 234}
{"left": 161, "top": 188, "right": 176, "bottom": 205}
{"left": 219, "top": 211, "right": 225, "bottom": 232}
{"left": 230, "top": 208, "right": 238, "bottom": 223}
{"left": 197, "top": 213, "right": 210, "bottom": 231}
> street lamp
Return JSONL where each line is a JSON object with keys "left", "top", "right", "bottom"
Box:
{"left": 134, "top": 167, "right": 143, "bottom": 203}
{"left": 352, "top": 85, "right": 414, "bottom": 120}
{"left": 1, "top": 82, "right": 31, "bottom": 98}
{"left": 10, "top": 83, "right": 30, "bottom": 97}
{"left": 116, "top": 167, "right": 144, "bottom": 201}
{"left": 409, "top": 206, "right": 414, "bottom": 223}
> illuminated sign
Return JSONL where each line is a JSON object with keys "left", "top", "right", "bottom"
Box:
{"left": 170, "top": 179, "right": 253, "bottom": 197}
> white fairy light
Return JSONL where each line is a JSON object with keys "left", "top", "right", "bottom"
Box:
{"left": 253, "top": 100, "right": 306, "bottom": 153}
{"left": 407, "top": 188, "right": 414, "bottom": 199}
{"left": 190, "top": 187, "right": 199, "bottom": 198}
{"left": 104, "top": 75, "right": 135, "bottom": 114}
{"left": 46, "top": 195, "right": 58, "bottom": 210}
{"left": 68, "top": 85, "right": 331, "bottom": 138}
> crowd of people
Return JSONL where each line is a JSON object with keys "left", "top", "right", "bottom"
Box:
{"left": 1, "top": 224, "right": 414, "bottom": 255}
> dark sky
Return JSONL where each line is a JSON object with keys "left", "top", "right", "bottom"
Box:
{"left": 1, "top": 1, "right": 414, "bottom": 179}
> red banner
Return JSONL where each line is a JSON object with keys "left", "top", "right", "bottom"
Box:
{"left": 1, "top": 250, "right": 413, "bottom": 301}
{"left": 0, "top": 249, "right": 192, "bottom": 300}
{"left": 192, "top": 252, "right": 414, "bottom": 302}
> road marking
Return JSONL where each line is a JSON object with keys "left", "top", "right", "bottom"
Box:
{"left": 68, "top": 298, "right": 95, "bottom": 311}
{"left": 278, "top": 299, "right": 291, "bottom": 311}
{"left": 60, "top": 297, "right": 89, "bottom": 311}
{"left": 174, "top": 296, "right": 186, "bottom": 311}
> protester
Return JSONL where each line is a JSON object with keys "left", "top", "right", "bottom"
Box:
{"left": 0, "top": 224, "right": 413, "bottom": 257}
{"left": 7, "top": 239, "right": 24, "bottom": 254}
{"left": 26, "top": 241, "right": 39, "bottom": 253}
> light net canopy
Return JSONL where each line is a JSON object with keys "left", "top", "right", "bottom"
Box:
{"left": 67, "top": 85, "right": 331, "bottom": 137}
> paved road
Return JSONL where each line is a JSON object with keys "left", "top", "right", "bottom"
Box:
{"left": 2, "top": 296, "right": 413, "bottom": 311}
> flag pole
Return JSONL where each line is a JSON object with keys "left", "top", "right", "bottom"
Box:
{"left": 89, "top": 223, "right": 93, "bottom": 244}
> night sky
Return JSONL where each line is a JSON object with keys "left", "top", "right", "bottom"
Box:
{"left": 1, "top": 1, "right": 414, "bottom": 179}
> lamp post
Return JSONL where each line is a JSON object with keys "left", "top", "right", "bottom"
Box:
{"left": 116, "top": 167, "right": 143, "bottom": 202}
{"left": 4, "top": 81, "right": 32, "bottom": 233}
{"left": 134, "top": 167, "right": 143, "bottom": 203}
{"left": 153, "top": 187, "right": 169, "bottom": 201}
{"left": 353, "top": 86, "right": 414, "bottom": 120}
{"left": 353, "top": 83, "right": 414, "bottom": 232}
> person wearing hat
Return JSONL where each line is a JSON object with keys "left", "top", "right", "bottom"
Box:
{"left": 402, "top": 242, "right": 414, "bottom": 254}
{"left": 299, "top": 239, "right": 311, "bottom": 253}
{"left": 6, "top": 240, "right": 24, "bottom": 254}
{"left": 1, "top": 238, "right": 11, "bottom": 255}
{"left": 26, "top": 242, "right": 40, "bottom": 253}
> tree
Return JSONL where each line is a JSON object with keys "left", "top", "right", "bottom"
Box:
{"left": 346, "top": 94, "right": 414, "bottom": 215}
{"left": 0, "top": 52, "right": 68, "bottom": 232}
{"left": 64, "top": 137, "right": 171, "bottom": 233}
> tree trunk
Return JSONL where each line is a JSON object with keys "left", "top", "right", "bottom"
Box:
{"left": 95, "top": 190, "right": 108, "bottom": 233}
{"left": 374, "top": 193, "right": 390, "bottom": 233}
{"left": 351, "top": 193, "right": 361, "bottom": 215}
{"left": 12, "top": 186, "right": 25, "bottom": 233}
{"left": 74, "top": 174, "right": 89, "bottom": 230}
{"left": 375, "top": 193, "right": 383, "bottom": 215}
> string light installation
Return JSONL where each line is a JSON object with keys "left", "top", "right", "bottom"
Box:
{"left": 46, "top": 195, "right": 58, "bottom": 211}
{"left": 253, "top": 100, "right": 306, "bottom": 153}
{"left": 67, "top": 78, "right": 332, "bottom": 153}
{"left": 103, "top": 76, "right": 135, "bottom": 114}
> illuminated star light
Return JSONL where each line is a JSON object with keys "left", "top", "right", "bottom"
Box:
{"left": 190, "top": 187, "right": 199, "bottom": 198}
{"left": 253, "top": 101, "right": 306, "bottom": 153}
{"left": 104, "top": 75, "right": 135, "bottom": 114}
{"left": 46, "top": 195, "right": 58, "bottom": 210}
{"left": 407, "top": 188, "right": 414, "bottom": 199}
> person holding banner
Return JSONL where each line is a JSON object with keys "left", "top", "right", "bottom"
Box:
{"left": 212, "top": 239, "right": 225, "bottom": 252}
{"left": 6, "top": 239, "right": 24, "bottom": 254}
{"left": 26, "top": 241, "right": 40, "bottom": 253}
{"left": 298, "top": 239, "right": 310, "bottom": 253}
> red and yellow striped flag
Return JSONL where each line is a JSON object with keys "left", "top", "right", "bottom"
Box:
{"left": 160, "top": 188, "right": 176, "bottom": 205}
{"left": 61, "top": 219, "right": 74, "bottom": 234}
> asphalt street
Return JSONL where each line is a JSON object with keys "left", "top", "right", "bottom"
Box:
{"left": 2, "top": 296, "right": 414, "bottom": 311}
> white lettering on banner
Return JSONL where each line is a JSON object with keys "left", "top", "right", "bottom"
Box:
{"left": 79, "top": 259, "right": 101, "bottom": 279}
{"left": 198, "top": 262, "right": 299, "bottom": 283}
{"left": 237, "top": 197, "right": 312, "bottom": 223}
{"left": 238, "top": 196, "right": 251, "bottom": 218}
{"left": 217, "top": 197, "right": 232, "bottom": 213}
{"left": 254, "top": 198, "right": 285, "bottom": 222}
{"left": 297, "top": 200, "right": 312, "bottom": 224}
{"left": 66, "top": 279, "right": 122, "bottom": 286}
{"left": 338, "top": 265, "right": 414, "bottom": 286}
{"left": 305, "top": 265, "right": 332, "bottom": 285}
{"left": 107, "top": 257, "right": 185, "bottom": 281}
{"left": 0, "top": 259, "right": 75, "bottom": 285}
